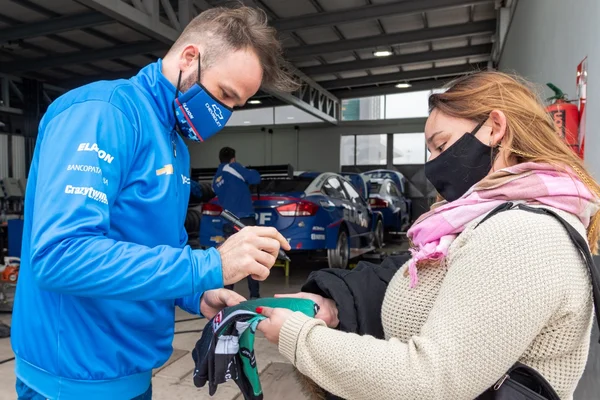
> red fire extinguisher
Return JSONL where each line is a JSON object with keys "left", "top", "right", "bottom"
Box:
{"left": 546, "top": 83, "right": 580, "bottom": 155}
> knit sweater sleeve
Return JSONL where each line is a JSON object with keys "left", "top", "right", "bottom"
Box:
{"left": 279, "top": 209, "right": 580, "bottom": 400}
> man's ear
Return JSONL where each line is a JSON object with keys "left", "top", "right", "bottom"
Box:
{"left": 178, "top": 45, "right": 200, "bottom": 72}
{"left": 489, "top": 109, "right": 507, "bottom": 146}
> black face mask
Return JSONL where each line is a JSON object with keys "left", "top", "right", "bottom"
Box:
{"left": 425, "top": 120, "right": 494, "bottom": 202}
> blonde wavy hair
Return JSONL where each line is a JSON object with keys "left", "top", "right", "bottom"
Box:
{"left": 429, "top": 71, "right": 600, "bottom": 253}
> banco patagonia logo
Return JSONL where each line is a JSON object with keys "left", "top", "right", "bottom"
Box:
{"left": 206, "top": 103, "right": 223, "bottom": 127}
{"left": 77, "top": 143, "right": 114, "bottom": 164}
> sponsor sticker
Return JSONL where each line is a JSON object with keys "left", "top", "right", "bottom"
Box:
{"left": 67, "top": 164, "right": 102, "bottom": 174}
{"left": 311, "top": 234, "right": 326, "bottom": 240}
{"left": 312, "top": 226, "right": 325, "bottom": 232}
{"left": 156, "top": 165, "right": 174, "bottom": 176}
{"left": 77, "top": 143, "right": 114, "bottom": 164}
{"left": 64, "top": 185, "right": 108, "bottom": 204}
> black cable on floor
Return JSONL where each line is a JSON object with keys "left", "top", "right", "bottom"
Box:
{"left": 0, "top": 357, "right": 15, "bottom": 365}
{"left": 175, "top": 317, "right": 203, "bottom": 324}
{"left": 174, "top": 329, "right": 203, "bottom": 335}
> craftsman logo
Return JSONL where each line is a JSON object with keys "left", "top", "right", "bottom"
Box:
{"left": 67, "top": 164, "right": 101, "bottom": 174}
{"left": 183, "top": 103, "right": 194, "bottom": 119}
{"left": 206, "top": 103, "right": 223, "bottom": 127}
{"left": 64, "top": 185, "right": 108, "bottom": 204}
{"left": 181, "top": 175, "right": 191, "bottom": 185}
{"left": 77, "top": 143, "right": 114, "bottom": 164}
{"left": 156, "top": 165, "right": 174, "bottom": 176}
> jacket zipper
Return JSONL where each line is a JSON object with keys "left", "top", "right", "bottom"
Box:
{"left": 171, "top": 131, "right": 178, "bottom": 199}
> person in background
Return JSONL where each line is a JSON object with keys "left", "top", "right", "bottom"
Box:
{"left": 256, "top": 71, "right": 600, "bottom": 400}
{"left": 214, "top": 146, "right": 262, "bottom": 298}
{"left": 11, "top": 5, "right": 295, "bottom": 400}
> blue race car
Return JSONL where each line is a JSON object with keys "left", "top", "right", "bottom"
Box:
{"left": 200, "top": 172, "right": 384, "bottom": 269}
{"left": 363, "top": 169, "right": 412, "bottom": 233}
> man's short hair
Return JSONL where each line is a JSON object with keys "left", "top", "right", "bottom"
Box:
{"left": 219, "top": 147, "right": 236, "bottom": 163}
{"left": 168, "top": 5, "right": 298, "bottom": 93}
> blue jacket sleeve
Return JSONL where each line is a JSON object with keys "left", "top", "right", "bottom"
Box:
{"left": 231, "top": 163, "right": 261, "bottom": 185}
{"left": 30, "top": 100, "right": 223, "bottom": 301}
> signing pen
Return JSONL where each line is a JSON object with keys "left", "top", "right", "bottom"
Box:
{"left": 221, "top": 209, "right": 292, "bottom": 262}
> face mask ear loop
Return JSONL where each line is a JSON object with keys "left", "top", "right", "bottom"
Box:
{"left": 172, "top": 70, "right": 183, "bottom": 135}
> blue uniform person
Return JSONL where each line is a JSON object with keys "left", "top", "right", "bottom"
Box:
{"left": 10, "top": 6, "right": 295, "bottom": 400}
{"left": 213, "top": 147, "right": 261, "bottom": 298}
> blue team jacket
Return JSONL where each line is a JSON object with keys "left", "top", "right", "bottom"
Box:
{"left": 213, "top": 162, "right": 261, "bottom": 218}
{"left": 11, "top": 60, "right": 223, "bottom": 399}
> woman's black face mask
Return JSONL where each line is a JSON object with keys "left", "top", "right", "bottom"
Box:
{"left": 424, "top": 119, "right": 494, "bottom": 202}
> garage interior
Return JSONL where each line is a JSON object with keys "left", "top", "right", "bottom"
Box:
{"left": 0, "top": 0, "right": 599, "bottom": 399}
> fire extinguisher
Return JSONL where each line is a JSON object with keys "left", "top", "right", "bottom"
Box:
{"left": 546, "top": 83, "right": 580, "bottom": 155}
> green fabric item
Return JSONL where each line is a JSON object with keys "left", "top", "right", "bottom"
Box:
{"left": 192, "top": 297, "right": 319, "bottom": 400}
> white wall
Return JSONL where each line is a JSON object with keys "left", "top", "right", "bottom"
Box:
{"left": 499, "top": 0, "right": 600, "bottom": 178}
{"left": 187, "top": 118, "right": 426, "bottom": 172}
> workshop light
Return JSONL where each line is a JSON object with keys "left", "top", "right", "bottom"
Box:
{"left": 373, "top": 50, "right": 393, "bottom": 57}
{"left": 248, "top": 99, "right": 262, "bottom": 105}
{"left": 395, "top": 82, "right": 412, "bottom": 89}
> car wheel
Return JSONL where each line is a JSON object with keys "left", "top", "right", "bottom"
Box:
{"left": 328, "top": 229, "right": 349, "bottom": 269}
{"left": 375, "top": 219, "right": 384, "bottom": 248}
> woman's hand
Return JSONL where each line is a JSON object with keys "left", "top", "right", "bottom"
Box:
{"left": 200, "top": 289, "right": 246, "bottom": 319}
{"left": 276, "top": 292, "right": 340, "bottom": 328}
{"left": 256, "top": 307, "right": 294, "bottom": 344}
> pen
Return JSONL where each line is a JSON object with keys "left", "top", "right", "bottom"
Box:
{"left": 221, "top": 209, "right": 292, "bottom": 262}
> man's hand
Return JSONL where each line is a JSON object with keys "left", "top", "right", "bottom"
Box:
{"left": 276, "top": 292, "right": 339, "bottom": 328}
{"left": 200, "top": 289, "right": 246, "bottom": 319}
{"left": 218, "top": 226, "right": 290, "bottom": 286}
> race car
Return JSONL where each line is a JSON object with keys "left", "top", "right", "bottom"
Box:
{"left": 363, "top": 169, "right": 412, "bottom": 233}
{"left": 200, "top": 171, "right": 384, "bottom": 269}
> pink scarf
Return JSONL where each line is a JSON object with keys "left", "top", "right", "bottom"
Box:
{"left": 406, "top": 162, "right": 600, "bottom": 287}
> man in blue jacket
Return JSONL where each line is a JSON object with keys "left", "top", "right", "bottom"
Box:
{"left": 214, "top": 147, "right": 261, "bottom": 298}
{"left": 11, "top": 5, "right": 296, "bottom": 400}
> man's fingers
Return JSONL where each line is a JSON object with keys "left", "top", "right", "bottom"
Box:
{"left": 248, "top": 262, "right": 270, "bottom": 281}
{"left": 252, "top": 246, "right": 277, "bottom": 268}
{"left": 222, "top": 290, "right": 246, "bottom": 306}
{"left": 248, "top": 227, "right": 291, "bottom": 251}
{"left": 253, "top": 236, "right": 281, "bottom": 259}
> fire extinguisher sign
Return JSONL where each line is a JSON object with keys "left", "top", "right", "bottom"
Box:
{"left": 549, "top": 109, "right": 567, "bottom": 139}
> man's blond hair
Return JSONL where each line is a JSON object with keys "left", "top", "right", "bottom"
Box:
{"left": 169, "top": 5, "right": 298, "bottom": 93}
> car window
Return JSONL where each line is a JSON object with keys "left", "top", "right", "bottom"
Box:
{"left": 322, "top": 177, "right": 347, "bottom": 200}
{"left": 389, "top": 183, "right": 400, "bottom": 197}
{"left": 342, "top": 181, "right": 365, "bottom": 206}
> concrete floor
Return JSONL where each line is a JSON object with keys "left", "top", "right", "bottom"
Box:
{"left": 0, "top": 241, "right": 598, "bottom": 400}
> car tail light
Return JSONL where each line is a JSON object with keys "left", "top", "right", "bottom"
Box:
{"left": 202, "top": 203, "right": 223, "bottom": 216}
{"left": 276, "top": 201, "right": 319, "bottom": 217}
{"left": 369, "top": 198, "right": 389, "bottom": 208}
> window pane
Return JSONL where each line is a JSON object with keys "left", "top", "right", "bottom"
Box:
{"left": 385, "top": 90, "right": 431, "bottom": 119}
{"left": 340, "top": 135, "right": 355, "bottom": 166}
{"left": 227, "top": 107, "right": 274, "bottom": 126}
{"left": 274, "top": 105, "right": 322, "bottom": 124}
{"left": 393, "top": 133, "right": 426, "bottom": 165}
{"left": 341, "top": 96, "right": 385, "bottom": 121}
{"left": 356, "top": 134, "right": 387, "bottom": 165}
{"left": 342, "top": 181, "right": 360, "bottom": 202}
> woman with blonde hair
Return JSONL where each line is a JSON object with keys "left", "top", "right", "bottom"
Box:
{"left": 257, "top": 71, "right": 600, "bottom": 400}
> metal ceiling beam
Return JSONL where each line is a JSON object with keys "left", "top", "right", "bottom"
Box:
{"left": 74, "top": 0, "right": 180, "bottom": 44}
{"left": 0, "top": 42, "right": 167, "bottom": 74}
{"left": 302, "top": 44, "right": 492, "bottom": 76}
{"left": 320, "top": 63, "right": 487, "bottom": 90}
{"left": 0, "top": 12, "right": 112, "bottom": 44}
{"left": 331, "top": 78, "right": 455, "bottom": 99}
{"left": 272, "top": 0, "right": 493, "bottom": 32}
{"left": 286, "top": 20, "right": 495, "bottom": 59}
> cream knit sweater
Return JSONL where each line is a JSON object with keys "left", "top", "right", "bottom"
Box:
{"left": 278, "top": 207, "right": 594, "bottom": 400}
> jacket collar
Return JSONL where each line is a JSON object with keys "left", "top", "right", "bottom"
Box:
{"left": 130, "top": 59, "right": 178, "bottom": 130}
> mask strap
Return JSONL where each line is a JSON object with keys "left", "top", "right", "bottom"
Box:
{"left": 172, "top": 70, "right": 183, "bottom": 135}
